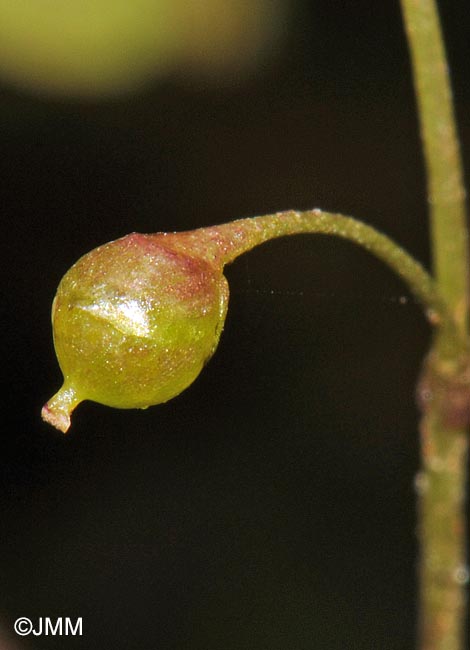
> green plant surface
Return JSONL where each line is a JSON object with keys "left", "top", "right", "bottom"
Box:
{"left": 401, "top": 1, "right": 470, "bottom": 648}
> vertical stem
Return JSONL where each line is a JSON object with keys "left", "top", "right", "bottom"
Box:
{"left": 401, "top": 0, "right": 469, "bottom": 333}
{"left": 400, "top": 1, "right": 470, "bottom": 648}
{"left": 416, "top": 420, "right": 468, "bottom": 649}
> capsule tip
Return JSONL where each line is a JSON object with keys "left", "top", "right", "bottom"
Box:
{"left": 41, "top": 402, "right": 71, "bottom": 433}
{"left": 41, "top": 383, "right": 80, "bottom": 433}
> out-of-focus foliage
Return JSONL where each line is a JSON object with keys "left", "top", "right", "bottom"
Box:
{"left": 0, "top": 0, "right": 287, "bottom": 97}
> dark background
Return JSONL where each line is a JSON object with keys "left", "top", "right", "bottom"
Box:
{"left": 1, "top": 1, "right": 469, "bottom": 648}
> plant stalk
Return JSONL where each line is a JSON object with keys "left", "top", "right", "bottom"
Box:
{"left": 401, "top": 0, "right": 470, "bottom": 648}
{"left": 182, "top": 209, "right": 449, "bottom": 325}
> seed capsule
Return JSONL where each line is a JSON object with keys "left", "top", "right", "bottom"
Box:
{"left": 42, "top": 210, "right": 441, "bottom": 432}
{"left": 42, "top": 231, "right": 229, "bottom": 432}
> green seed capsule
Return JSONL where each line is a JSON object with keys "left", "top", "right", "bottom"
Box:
{"left": 42, "top": 210, "right": 439, "bottom": 432}
{"left": 42, "top": 231, "right": 229, "bottom": 432}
